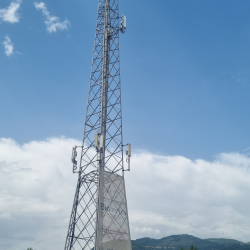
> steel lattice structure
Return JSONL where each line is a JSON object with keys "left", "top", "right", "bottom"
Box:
{"left": 64, "top": 1, "right": 131, "bottom": 250}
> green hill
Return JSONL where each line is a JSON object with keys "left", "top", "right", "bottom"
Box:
{"left": 132, "top": 234, "right": 250, "bottom": 250}
{"left": 206, "top": 238, "right": 243, "bottom": 246}
{"left": 222, "top": 246, "right": 250, "bottom": 250}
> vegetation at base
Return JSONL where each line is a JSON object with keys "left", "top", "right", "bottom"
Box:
{"left": 131, "top": 234, "right": 250, "bottom": 250}
{"left": 222, "top": 246, "right": 250, "bottom": 250}
{"left": 27, "top": 248, "right": 33, "bottom": 250}
{"left": 180, "top": 245, "right": 198, "bottom": 250}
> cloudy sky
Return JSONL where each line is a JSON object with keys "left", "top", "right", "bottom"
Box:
{"left": 1, "top": 0, "right": 250, "bottom": 249}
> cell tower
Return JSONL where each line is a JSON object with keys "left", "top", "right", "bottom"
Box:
{"left": 64, "top": 1, "right": 131, "bottom": 250}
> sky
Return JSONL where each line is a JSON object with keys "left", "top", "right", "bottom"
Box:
{"left": 1, "top": 0, "right": 250, "bottom": 249}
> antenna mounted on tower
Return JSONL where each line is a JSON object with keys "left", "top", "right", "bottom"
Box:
{"left": 120, "top": 15, "right": 126, "bottom": 33}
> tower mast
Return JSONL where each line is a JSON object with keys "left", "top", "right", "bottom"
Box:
{"left": 64, "top": 1, "right": 130, "bottom": 250}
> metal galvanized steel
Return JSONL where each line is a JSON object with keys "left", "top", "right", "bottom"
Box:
{"left": 64, "top": 1, "right": 131, "bottom": 250}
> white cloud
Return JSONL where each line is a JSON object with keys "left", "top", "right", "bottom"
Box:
{"left": 0, "top": 0, "right": 22, "bottom": 23}
{"left": 0, "top": 213, "right": 11, "bottom": 219}
{"left": 134, "top": 226, "right": 161, "bottom": 236}
{"left": 1, "top": 137, "right": 250, "bottom": 250}
{"left": 0, "top": 137, "right": 78, "bottom": 250}
{"left": 127, "top": 152, "right": 250, "bottom": 241}
{"left": 2, "top": 36, "right": 14, "bottom": 56}
{"left": 34, "top": 2, "right": 70, "bottom": 33}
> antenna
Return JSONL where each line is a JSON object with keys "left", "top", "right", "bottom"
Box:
{"left": 99, "top": 134, "right": 104, "bottom": 148}
{"left": 126, "top": 143, "right": 131, "bottom": 171}
{"left": 128, "top": 143, "right": 131, "bottom": 157}
{"left": 120, "top": 15, "right": 127, "bottom": 33}
{"left": 71, "top": 146, "right": 77, "bottom": 172}
{"left": 95, "top": 134, "right": 98, "bottom": 148}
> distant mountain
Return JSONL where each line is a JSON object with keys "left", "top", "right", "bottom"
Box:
{"left": 206, "top": 238, "right": 243, "bottom": 246}
{"left": 131, "top": 234, "right": 250, "bottom": 250}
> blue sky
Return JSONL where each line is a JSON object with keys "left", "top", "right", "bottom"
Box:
{"left": 2, "top": 0, "right": 250, "bottom": 160}
{"left": 2, "top": 1, "right": 250, "bottom": 249}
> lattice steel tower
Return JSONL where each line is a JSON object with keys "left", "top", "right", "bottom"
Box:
{"left": 64, "top": 1, "right": 131, "bottom": 250}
